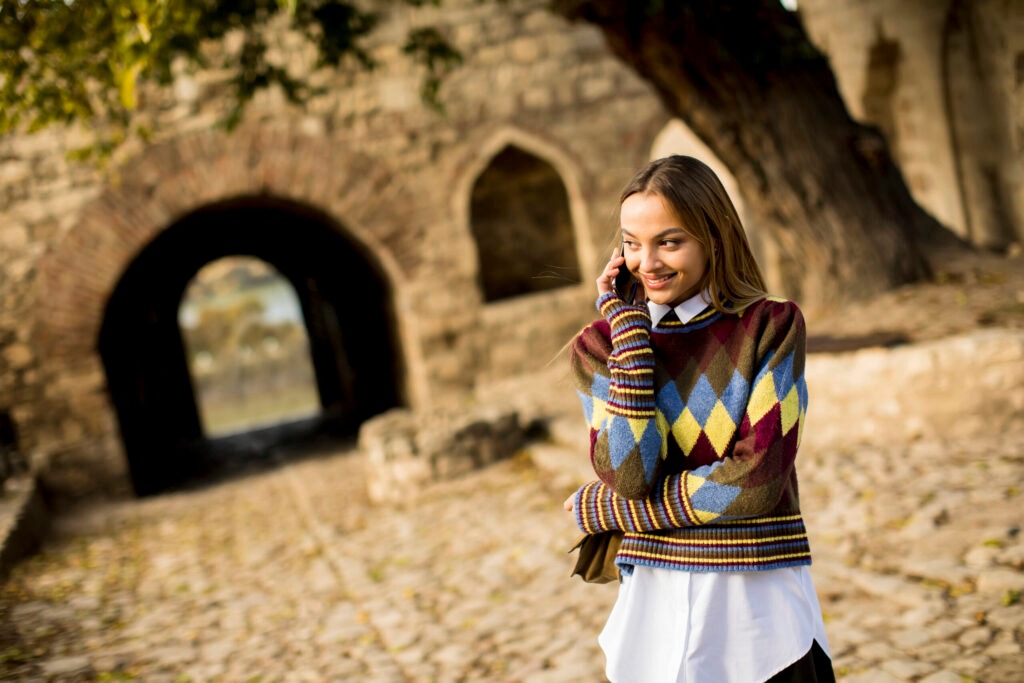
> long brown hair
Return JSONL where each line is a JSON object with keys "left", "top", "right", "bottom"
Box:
{"left": 620, "top": 155, "right": 767, "bottom": 314}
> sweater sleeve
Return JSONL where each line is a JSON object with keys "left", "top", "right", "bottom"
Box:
{"left": 573, "top": 299, "right": 808, "bottom": 532}
{"left": 570, "top": 292, "right": 669, "bottom": 499}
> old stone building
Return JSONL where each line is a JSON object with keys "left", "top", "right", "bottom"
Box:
{"left": 0, "top": 0, "right": 1020, "bottom": 498}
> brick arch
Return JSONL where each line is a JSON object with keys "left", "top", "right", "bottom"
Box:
{"left": 34, "top": 125, "right": 416, "bottom": 362}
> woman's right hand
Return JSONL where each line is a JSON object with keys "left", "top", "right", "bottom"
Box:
{"left": 598, "top": 249, "right": 627, "bottom": 298}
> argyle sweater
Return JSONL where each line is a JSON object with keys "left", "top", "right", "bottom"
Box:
{"left": 570, "top": 291, "right": 812, "bottom": 573}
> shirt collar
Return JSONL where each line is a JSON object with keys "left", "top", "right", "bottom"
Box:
{"left": 648, "top": 290, "right": 712, "bottom": 326}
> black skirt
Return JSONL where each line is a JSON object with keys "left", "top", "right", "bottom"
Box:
{"left": 767, "top": 641, "right": 835, "bottom": 683}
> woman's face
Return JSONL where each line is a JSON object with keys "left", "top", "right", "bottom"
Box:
{"left": 620, "top": 192, "right": 708, "bottom": 308}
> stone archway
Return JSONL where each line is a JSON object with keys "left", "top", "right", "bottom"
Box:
{"left": 33, "top": 126, "right": 418, "bottom": 495}
{"left": 98, "top": 197, "right": 402, "bottom": 494}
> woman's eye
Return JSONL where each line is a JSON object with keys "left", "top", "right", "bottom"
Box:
{"left": 662, "top": 240, "right": 681, "bottom": 247}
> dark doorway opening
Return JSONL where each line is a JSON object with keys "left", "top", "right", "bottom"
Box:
{"left": 98, "top": 197, "right": 403, "bottom": 495}
{"left": 470, "top": 145, "right": 581, "bottom": 301}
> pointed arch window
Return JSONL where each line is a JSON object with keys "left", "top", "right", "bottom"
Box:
{"left": 470, "top": 146, "right": 580, "bottom": 301}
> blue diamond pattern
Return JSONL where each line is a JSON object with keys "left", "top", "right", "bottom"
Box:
{"left": 657, "top": 382, "right": 685, "bottom": 424}
{"left": 591, "top": 373, "right": 610, "bottom": 402}
{"left": 576, "top": 389, "right": 594, "bottom": 425}
{"left": 639, "top": 421, "right": 663, "bottom": 483}
{"left": 690, "top": 479, "right": 743, "bottom": 515}
{"left": 720, "top": 369, "right": 750, "bottom": 424}
{"left": 688, "top": 375, "right": 717, "bottom": 424}
{"left": 771, "top": 351, "right": 795, "bottom": 400}
{"left": 606, "top": 415, "right": 635, "bottom": 469}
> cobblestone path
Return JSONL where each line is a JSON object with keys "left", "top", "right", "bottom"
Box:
{"left": 1, "top": 424, "right": 1022, "bottom": 682}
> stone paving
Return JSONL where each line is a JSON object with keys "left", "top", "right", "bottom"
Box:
{"left": 1, "top": 414, "right": 1023, "bottom": 681}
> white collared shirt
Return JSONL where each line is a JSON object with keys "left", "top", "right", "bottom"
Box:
{"left": 647, "top": 290, "right": 712, "bottom": 327}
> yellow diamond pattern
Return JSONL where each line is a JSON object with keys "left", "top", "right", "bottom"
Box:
{"left": 746, "top": 373, "right": 777, "bottom": 425}
{"left": 704, "top": 401, "right": 737, "bottom": 457}
{"left": 780, "top": 385, "right": 800, "bottom": 436}
{"left": 673, "top": 408, "right": 702, "bottom": 455}
{"left": 694, "top": 508, "right": 721, "bottom": 524}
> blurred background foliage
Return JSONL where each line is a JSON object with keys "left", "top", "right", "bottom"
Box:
{"left": 0, "top": 0, "right": 461, "bottom": 150}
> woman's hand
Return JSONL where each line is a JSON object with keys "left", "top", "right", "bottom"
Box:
{"left": 597, "top": 249, "right": 627, "bottom": 298}
{"left": 563, "top": 493, "right": 576, "bottom": 513}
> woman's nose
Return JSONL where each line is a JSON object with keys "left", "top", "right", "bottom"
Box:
{"left": 639, "top": 248, "right": 660, "bottom": 272}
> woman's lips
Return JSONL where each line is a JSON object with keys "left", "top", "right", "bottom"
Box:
{"left": 642, "top": 273, "right": 676, "bottom": 290}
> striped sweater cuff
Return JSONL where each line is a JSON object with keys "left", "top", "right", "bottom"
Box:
{"left": 598, "top": 294, "right": 652, "bottom": 338}
{"left": 595, "top": 291, "right": 618, "bottom": 312}
{"left": 573, "top": 484, "right": 589, "bottom": 532}
{"left": 575, "top": 482, "right": 610, "bottom": 533}
{"left": 576, "top": 477, "right": 696, "bottom": 533}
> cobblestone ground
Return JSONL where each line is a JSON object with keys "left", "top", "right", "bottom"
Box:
{"left": 1, "top": 423, "right": 1022, "bottom": 682}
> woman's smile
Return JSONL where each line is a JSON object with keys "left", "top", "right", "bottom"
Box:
{"left": 641, "top": 273, "right": 677, "bottom": 289}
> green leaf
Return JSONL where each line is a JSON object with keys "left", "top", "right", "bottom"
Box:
{"left": 402, "top": 26, "right": 462, "bottom": 111}
{"left": 119, "top": 61, "right": 143, "bottom": 110}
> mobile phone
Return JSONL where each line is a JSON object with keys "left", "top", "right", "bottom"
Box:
{"left": 614, "top": 244, "right": 639, "bottom": 303}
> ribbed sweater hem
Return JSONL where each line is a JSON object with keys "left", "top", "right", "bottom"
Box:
{"left": 614, "top": 520, "right": 813, "bottom": 574}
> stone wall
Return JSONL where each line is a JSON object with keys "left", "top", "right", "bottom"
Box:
{"left": 803, "top": 329, "right": 1024, "bottom": 449}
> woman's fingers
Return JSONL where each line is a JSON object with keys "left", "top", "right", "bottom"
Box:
{"left": 597, "top": 253, "right": 627, "bottom": 295}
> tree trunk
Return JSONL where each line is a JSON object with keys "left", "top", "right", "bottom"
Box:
{"left": 553, "top": 0, "right": 968, "bottom": 311}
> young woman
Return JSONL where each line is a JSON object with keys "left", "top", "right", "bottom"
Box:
{"left": 564, "top": 155, "right": 833, "bottom": 682}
